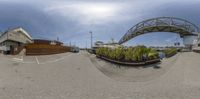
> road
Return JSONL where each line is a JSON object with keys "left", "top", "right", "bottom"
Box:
{"left": 0, "top": 51, "right": 200, "bottom": 99}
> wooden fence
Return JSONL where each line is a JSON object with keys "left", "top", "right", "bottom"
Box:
{"left": 25, "top": 44, "right": 71, "bottom": 55}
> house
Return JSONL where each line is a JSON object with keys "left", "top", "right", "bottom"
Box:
{"left": 0, "top": 27, "right": 33, "bottom": 54}
{"left": 0, "top": 27, "right": 70, "bottom": 55}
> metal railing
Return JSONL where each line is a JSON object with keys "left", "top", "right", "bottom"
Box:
{"left": 119, "top": 17, "right": 199, "bottom": 44}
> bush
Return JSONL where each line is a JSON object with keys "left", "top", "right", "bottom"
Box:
{"left": 114, "top": 47, "right": 124, "bottom": 60}
{"left": 164, "top": 48, "right": 177, "bottom": 58}
{"left": 124, "top": 47, "right": 135, "bottom": 61}
{"left": 96, "top": 46, "right": 159, "bottom": 62}
{"left": 148, "top": 49, "right": 159, "bottom": 60}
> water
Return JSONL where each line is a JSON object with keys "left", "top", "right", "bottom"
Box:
{"left": 158, "top": 52, "right": 165, "bottom": 59}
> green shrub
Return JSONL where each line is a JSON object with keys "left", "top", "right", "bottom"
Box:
{"left": 114, "top": 47, "right": 124, "bottom": 60}
{"left": 164, "top": 48, "right": 177, "bottom": 58}
{"left": 148, "top": 49, "right": 159, "bottom": 59}
{"left": 108, "top": 49, "right": 115, "bottom": 59}
{"left": 96, "top": 46, "right": 159, "bottom": 62}
{"left": 124, "top": 47, "right": 135, "bottom": 61}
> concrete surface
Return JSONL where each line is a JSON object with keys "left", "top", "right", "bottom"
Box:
{"left": 0, "top": 51, "right": 200, "bottom": 99}
{"left": 89, "top": 52, "right": 179, "bottom": 82}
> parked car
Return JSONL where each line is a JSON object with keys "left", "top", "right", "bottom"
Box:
{"left": 71, "top": 47, "right": 79, "bottom": 53}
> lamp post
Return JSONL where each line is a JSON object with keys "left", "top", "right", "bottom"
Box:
{"left": 89, "top": 31, "right": 93, "bottom": 49}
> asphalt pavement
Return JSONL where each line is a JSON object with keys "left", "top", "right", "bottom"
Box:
{"left": 0, "top": 51, "right": 200, "bottom": 99}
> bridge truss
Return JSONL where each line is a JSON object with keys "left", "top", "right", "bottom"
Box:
{"left": 119, "top": 17, "right": 199, "bottom": 44}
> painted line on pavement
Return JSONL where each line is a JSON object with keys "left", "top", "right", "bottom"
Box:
{"left": 39, "top": 54, "right": 72, "bottom": 64}
{"left": 21, "top": 56, "right": 24, "bottom": 61}
{"left": 35, "top": 56, "right": 40, "bottom": 64}
{"left": 22, "top": 61, "right": 36, "bottom": 64}
{"left": 11, "top": 53, "right": 73, "bottom": 64}
{"left": 12, "top": 58, "right": 23, "bottom": 62}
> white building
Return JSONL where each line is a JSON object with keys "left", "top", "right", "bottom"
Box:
{"left": 0, "top": 27, "right": 33, "bottom": 54}
{"left": 94, "top": 41, "right": 120, "bottom": 49}
{"left": 192, "top": 34, "right": 200, "bottom": 52}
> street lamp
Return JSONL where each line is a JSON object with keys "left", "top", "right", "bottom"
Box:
{"left": 89, "top": 31, "right": 93, "bottom": 49}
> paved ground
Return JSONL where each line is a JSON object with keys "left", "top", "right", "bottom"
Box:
{"left": 0, "top": 51, "right": 200, "bottom": 99}
{"left": 89, "top": 52, "right": 179, "bottom": 82}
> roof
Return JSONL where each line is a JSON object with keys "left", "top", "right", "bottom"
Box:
{"left": 33, "top": 39, "right": 63, "bottom": 44}
{"left": 95, "top": 41, "right": 104, "bottom": 43}
{"left": 6, "top": 27, "right": 33, "bottom": 40}
{"left": 0, "top": 31, "right": 4, "bottom": 37}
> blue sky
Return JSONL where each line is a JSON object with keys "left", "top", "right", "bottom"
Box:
{"left": 0, "top": 0, "right": 200, "bottom": 48}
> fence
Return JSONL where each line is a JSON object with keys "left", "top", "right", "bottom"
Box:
{"left": 25, "top": 44, "right": 71, "bottom": 55}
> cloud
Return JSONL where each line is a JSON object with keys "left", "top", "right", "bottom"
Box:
{"left": 43, "top": 2, "right": 134, "bottom": 25}
{"left": 165, "top": 35, "right": 179, "bottom": 42}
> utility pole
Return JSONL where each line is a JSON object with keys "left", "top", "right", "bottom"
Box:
{"left": 57, "top": 37, "right": 59, "bottom": 41}
{"left": 86, "top": 41, "right": 87, "bottom": 49}
{"left": 89, "top": 31, "right": 93, "bottom": 49}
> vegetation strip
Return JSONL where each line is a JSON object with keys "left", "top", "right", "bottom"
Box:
{"left": 95, "top": 46, "right": 161, "bottom": 66}
{"left": 97, "top": 55, "right": 160, "bottom": 66}
{"left": 163, "top": 48, "right": 177, "bottom": 58}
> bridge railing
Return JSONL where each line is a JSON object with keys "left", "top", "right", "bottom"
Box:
{"left": 119, "top": 17, "right": 199, "bottom": 44}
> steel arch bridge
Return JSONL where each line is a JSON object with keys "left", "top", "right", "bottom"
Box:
{"left": 119, "top": 17, "right": 199, "bottom": 44}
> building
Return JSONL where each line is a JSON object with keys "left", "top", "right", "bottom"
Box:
{"left": 33, "top": 39, "right": 63, "bottom": 46}
{"left": 94, "top": 41, "right": 104, "bottom": 48}
{"left": 192, "top": 34, "right": 200, "bottom": 52}
{"left": 0, "top": 27, "right": 33, "bottom": 54}
{"left": 25, "top": 39, "right": 70, "bottom": 55}
{"left": 94, "top": 41, "right": 120, "bottom": 49}
{"left": 0, "top": 27, "right": 71, "bottom": 55}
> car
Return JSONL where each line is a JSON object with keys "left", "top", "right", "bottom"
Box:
{"left": 71, "top": 47, "right": 79, "bottom": 53}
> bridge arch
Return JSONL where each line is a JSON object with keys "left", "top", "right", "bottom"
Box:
{"left": 119, "top": 17, "right": 199, "bottom": 46}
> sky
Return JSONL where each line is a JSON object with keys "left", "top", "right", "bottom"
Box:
{"left": 0, "top": 0, "right": 200, "bottom": 48}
